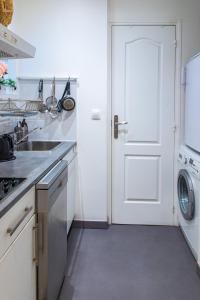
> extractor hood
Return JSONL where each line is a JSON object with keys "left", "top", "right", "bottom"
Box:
{"left": 0, "top": 23, "right": 36, "bottom": 59}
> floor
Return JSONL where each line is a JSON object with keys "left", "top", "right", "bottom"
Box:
{"left": 59, "top": 225, "right": 200, "bottom": 300}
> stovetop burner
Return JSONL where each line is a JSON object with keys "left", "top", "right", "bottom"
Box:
{"left": 0, "top": 178, "right": 26, "bottom": 201}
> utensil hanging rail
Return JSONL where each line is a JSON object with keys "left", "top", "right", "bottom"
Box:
{"left": 17, "top": 76, "right": 78, "bottom": 82}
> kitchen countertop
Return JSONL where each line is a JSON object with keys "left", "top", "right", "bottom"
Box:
{"left": 0, "top": 141, "right": 76, "bottom": 218}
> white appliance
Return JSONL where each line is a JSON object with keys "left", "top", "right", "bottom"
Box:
{"left": 0, "top": 23, "right": 35, "bottom": 59}
{"left": 177, "top": 145, "right": 200, "bottom": 261}
{"left": 185, "top": 53, "right": 200, "bottom": 153}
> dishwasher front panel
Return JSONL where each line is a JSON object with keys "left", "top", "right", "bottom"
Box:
{"left": 37, "top": 162, "right": 68, "bottom": 300}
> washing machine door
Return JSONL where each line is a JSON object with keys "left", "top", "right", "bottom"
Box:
{"left": 177, "top": 169, "right": 195, "bottom": 221}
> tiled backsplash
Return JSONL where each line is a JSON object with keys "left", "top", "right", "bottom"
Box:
{"left": 0, "top": 78, "right": 77, "bottom": 141}
{"left": 0, "top": 111, "right": 76, "bottom": 142}
{"left": 0, "top": 118, "right": 15, "bottom": 135}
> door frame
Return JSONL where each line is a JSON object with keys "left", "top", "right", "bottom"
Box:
{"left": 107, "top": 21, "right": 182, "bottom": 225}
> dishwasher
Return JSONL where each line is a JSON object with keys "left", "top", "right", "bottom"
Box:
{"left": 36, "top": 160, "right": 68, "bottom": 300}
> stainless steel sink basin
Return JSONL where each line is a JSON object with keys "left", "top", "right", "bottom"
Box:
{"left": 16, "top": 141, "right": 61, "bottom": 152}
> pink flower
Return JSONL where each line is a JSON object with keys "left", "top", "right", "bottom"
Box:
{"left": 0, "top": 62, "right": 8, "bottom": 78}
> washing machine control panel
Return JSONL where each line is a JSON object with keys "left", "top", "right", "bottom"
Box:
{"left": 188, "top": 157, "right": 200, "bottom": 179}
{"left": 178, "top": 151, "right": 200, "bottom": 179}
{"left": 178, "top": 152, "right": 188, "bottom": 165}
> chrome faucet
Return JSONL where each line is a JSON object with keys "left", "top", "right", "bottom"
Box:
{"left": 15, "top": 127, "right": 42, "bottom": 145}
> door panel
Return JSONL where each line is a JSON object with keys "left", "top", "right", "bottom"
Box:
{"left": 0, "top": 215, "right": 36, "bottom": 300}
{"left": 112, "top": 26, "right": 176, "bottom": 225}
{"left": 125, "top": 156, "right": 160, "bottom": 202}
{"left": 126, "top": 38, "right": 161, "bottom": 143}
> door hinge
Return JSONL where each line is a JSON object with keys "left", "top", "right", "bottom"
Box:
{"left": 173, "top": 206, "right": 175, "bottom": 215}
{"left": 173, "top": 124, "right": 177, "bottom": 133}
{"left": 173, "top": 40, "right": 177, "bottom": 48}
{"left": 181, "top": 66, "right": 187, "bottom": 87}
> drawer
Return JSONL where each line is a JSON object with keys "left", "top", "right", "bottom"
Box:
{"left": 0, "top": 187, "right": 35, "bottom": 259}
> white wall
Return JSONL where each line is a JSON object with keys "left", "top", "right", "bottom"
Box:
{"left": 12, "top": 0, "right": 108, "bottom": 222}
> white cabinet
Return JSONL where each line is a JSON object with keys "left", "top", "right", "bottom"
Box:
{"left": 0, "top": 187, "right": 35, "bottom": 258}
{"left": 0, "top": 215, "right": 36, "bottom": 300}
{"left": 63, "top": 146, "right": 77, "bottom": 234}
{"left": 0, "top": 188, "right": 36, "bottom": 300}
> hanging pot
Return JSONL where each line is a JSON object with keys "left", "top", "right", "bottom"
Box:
{"left": 58, "top": 78, "right": 76, "bottom": 112}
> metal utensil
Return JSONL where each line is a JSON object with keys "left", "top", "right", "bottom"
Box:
{"left": 46, "top": 78, "right": 58, "bottom": 111}
{"left": 46, "top": 77, "right": 58, "bottom": 118}
{"left": 39, "top": 79, "right": 43, "bottom": 100}
{"left": 15, "top": 127, "right": 42, "bottom": 145}
{"left": 38, "top": 79, "right": 48, "bottom": 113}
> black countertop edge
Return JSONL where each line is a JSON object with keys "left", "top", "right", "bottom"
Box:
{"left": 0, "top": 141, "right": 76, "bottom": 218}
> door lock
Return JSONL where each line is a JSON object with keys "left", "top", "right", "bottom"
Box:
{"left": 114, "top": 115, "right": 128, "bottom": 139}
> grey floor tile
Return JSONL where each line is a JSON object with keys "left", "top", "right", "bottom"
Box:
{"left": 59, "top": 226, "right": 200, "bottom": 300}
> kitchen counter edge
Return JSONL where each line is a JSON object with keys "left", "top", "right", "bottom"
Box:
{"left": 0, "top": 141, "right": 76, "bottom": 218}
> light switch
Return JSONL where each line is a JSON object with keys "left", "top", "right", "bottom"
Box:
{"left": 91, "top": 109, "right": 101, "bottom": 120}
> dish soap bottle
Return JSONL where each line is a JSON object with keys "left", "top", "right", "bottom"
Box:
{"left": 14, "top": 122, "right": 23, "bottom": 144}
{"left": 21, "top": 119, "right": 28, "bottom": 142}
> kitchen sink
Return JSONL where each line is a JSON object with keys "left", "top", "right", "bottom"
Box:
{"left": 15, "top": 141, "right": 61, "bottom": 152}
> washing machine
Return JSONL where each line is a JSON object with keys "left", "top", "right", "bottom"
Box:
{"left": 177, "top": 146, "right": 200, "bottom": 261}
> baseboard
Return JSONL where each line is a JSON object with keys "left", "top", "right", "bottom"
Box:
{"left": 72, "top": 220, "right": 109, "bottom": 229}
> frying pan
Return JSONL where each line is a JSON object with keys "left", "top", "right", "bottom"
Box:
{"left": 58, "top": 78, "right": 76, "bottom": 112}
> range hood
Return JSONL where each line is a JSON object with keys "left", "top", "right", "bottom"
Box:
{"left": 0, "top": 23, "right": 36, "bottom": 59}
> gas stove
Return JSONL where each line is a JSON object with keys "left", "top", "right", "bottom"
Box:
{"left": 0, "top": 178, "right": 25, "bottom": 201}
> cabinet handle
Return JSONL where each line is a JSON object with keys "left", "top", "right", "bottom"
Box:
{"left": 39, "top": 213, "right": 45, "bottom": 253}
{"left": 7, "top": 206, "right": 33, "bottom": 237}
{"left": 32, "top": 224, "right": 39, "bottom": 265}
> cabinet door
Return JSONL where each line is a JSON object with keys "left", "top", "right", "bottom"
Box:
{"left": 0, "top": 187, "right": 35, "bottom": 259}
{"left": 0, "top": 215, "right": 36, "bottom": 300}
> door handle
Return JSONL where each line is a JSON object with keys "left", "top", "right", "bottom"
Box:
{"left": 33, "top": 224, "right": 39, "bottom": 265}
{"left": 115, "top": 121, "right": 128, "bottom": 126}
{"left": 114, "top": 115, "right": 128, "bottom": 139}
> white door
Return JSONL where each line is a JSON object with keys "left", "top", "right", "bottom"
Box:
{"left": 112, "top": 25, "right": 176, "bottom": 225}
